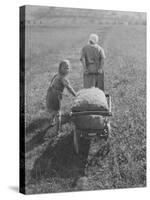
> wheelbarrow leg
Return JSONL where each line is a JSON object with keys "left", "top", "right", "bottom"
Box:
{"left": 73, "top": 126, "right": 79, "bottom": 154}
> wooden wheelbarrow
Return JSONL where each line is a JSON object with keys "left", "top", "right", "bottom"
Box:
{"left": 69, "top": 94, "right": 112, "bottom": 154}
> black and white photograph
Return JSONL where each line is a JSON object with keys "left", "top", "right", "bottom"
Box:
{"left": 20, "top": 5, "right": 146, "bottom": 194}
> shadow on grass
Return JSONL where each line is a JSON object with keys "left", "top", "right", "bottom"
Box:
{"left": 25, "top": 118, "right": 51, "bottom": 153}
{"left": 25, "top": 114, "right": 71, "bottom": 153}
{"left": 26, "top": 118, "right": 50, "bottom": 135}
{"left": 30, "top": 133, "right": 90, "bottom": 181}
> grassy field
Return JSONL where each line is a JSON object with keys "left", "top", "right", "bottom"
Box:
{"left": 24, "top": 19, "right": 146, "bottom": 194}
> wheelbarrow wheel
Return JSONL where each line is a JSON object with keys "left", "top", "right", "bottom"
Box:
{"left": 106, "top": 121, "right": 111, "bottom": 134}
{"left": 103, "top": 121, "right": 111, "bottom": 141}
{"left": 73, "top": 128, "right": 80, "bottom": 154}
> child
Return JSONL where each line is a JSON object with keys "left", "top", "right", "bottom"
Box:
{"left": 80, "top": 33, "right": 106, "bottom": 90}
{"left": 46, "top": 60, "right": 76, "bottom": 134}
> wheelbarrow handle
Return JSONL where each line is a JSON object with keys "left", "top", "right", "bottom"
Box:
{"left": 70, "top": 110, "right": 112, "bottom": 117}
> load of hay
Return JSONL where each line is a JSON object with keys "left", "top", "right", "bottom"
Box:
{"left": 71, "top": 87, "right": 108, "bottom": 130}
{"left": 71, "top": 87, "right": 108, "bottom": 112}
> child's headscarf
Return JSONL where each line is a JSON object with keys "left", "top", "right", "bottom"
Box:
{"left": 88, "top": 33, "right": 99, "bottom": 44}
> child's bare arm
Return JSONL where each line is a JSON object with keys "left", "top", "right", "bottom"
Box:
{"left": 63, "top": 79, "right": 76, "bottom": 97}
{"left": 98, "top": 48, "right": 106, "bottom": 73}
{"left": 99, "top": 58, "right": 104, "bottom": 71}
{"left": 66, "top": 84, "right": 76, "bottom": 97}
{"left": 80, "top": 48, "right": 88, "bottom": 73}
{"left": 80, "top": 57, "right": 87, "bottom": 73}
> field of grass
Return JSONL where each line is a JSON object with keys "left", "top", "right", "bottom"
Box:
{"left": 24, "top": 20, "right": 146, "bottom": 194}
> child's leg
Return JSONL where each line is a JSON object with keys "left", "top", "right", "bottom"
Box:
{"left": 83, "top": 73, "right": 91, "bottom": 88}
{"left": 84, "top": 73, "right": 95, "bottom": 88}
{"left": 97, "top": 72, "right": 104, "bottom": 90}
{"left": 49, "top": 111, "right": 57, "bottom": 126}
{"left": 55, "top": 110, "right": 62, "bottom": 134}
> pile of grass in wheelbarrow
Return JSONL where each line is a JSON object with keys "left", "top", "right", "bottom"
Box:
{"left": 72, "top": 87, "right": 108, "bottom": 112}
{"left": 71, "top": 87, "right": 108, "bottom": 130}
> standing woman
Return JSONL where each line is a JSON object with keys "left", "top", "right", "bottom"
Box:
{"left": 80, "top": 33, "right": 106, "bottom": 90}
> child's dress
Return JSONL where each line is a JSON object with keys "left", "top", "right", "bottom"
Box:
{"left": 46, "top": 74, "right": 69, "bottom": 112}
